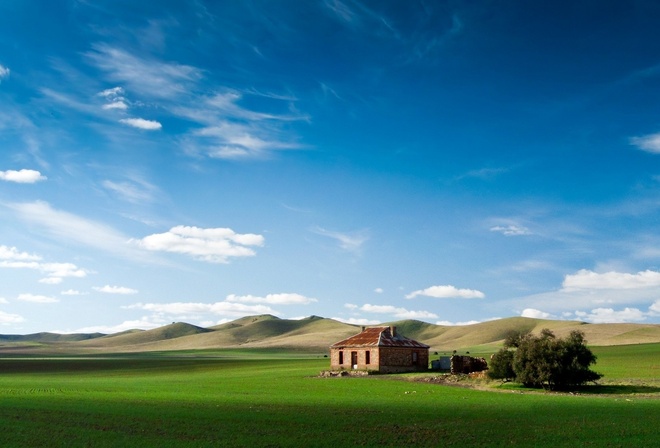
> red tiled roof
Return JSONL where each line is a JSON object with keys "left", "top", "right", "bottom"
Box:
{"left": 330, "top": 326, "right": 429, "bottom": 349}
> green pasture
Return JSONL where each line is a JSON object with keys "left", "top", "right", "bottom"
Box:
{"left": 591, "top": 344, "right": 659, "bottom": 380}
{"left": 0, "top": 345, "right": 658, "bottom": 447}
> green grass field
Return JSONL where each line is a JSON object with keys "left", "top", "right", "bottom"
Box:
{"left": 0, "top": 345, "right": 658, "bottom": 447}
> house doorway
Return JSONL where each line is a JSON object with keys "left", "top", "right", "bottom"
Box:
{"left": 351, "top": 351, "right": 358, "bottom": 369}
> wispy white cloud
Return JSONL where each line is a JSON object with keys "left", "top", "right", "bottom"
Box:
{"left": 98, "top": 86, "right": 128, "bottom": 110}
{"left": 630, "top": 132, "right": 660, "bottom": 153}
{"left": 406, "top": 284, "right": 485, "bottom": 300}
{"left": 61, "top": 289, "right": 85, "bottom": 296}
{"left": 490, "top": 224, "right": 531, "bottom": 236}
{"left": 520, "top": 308, "right": 553, "bottom": 319}
{"left": 0, "top": 245, "right": 88, "bottom": 284}
{"left": 0, "top": 245, "right": 41, "bottom": 261}
{"left": 324, "top": 0, "right": 462, "bottom": 63}
{"left": 0, "top": 310, "right": 24, "bottom": 324}
{"left": 324, "top": 0, "right": 357, "bottom": 23}
{"left": 70, "top": 318, "right": 163, "bottom": 334}
{"left": 40, "top": 87, "right": 101, "bottom": 116}
{"left": 102, "top": 175, "right": 159, "bottom": 204}
{"left": 311, "top": 226, "right": 368, "bottom": 252}
{"left": 98, "top": 86, "right": 124, "bottom": 98}
{"left": 86, "top": 44, "right": 202, "bottom": 99}
{"left": 324, "top": 0, "right": 401, "bottom": 40}
{"left": 360, "top": 303, "right": 437, "bottom": 319}
{"left": 179, "top": 91, "right": 308, "bottom": 158}
{"left": 84, "top": 45, "right": 307, "bottom": 161}
{"left": 562, "top": 269, "right": 660, "bottom": 291}
{"left": 17, "top": 293, "right": 59, "bottom": 303}
{"left": 93, "top": 285, "right": 138, "bottom": 295}
{"left": 39, "top": 263, "right": 88, "bottom": 281}
{"left": 332, "top": 316, "right": 380, "bottom": 325}
{"left": 203, "top": 91, "right": 305, "bottom": 122}
{"left": 508, "top": 268, "right": 660, "bottom": 321}
{"left": 456, "top": 166, "right": 509, "bottom": 181}
{"left": 0, "top": 64, "right": 9, "bottom": 81}
{"left": 436, "top": 319, "right": 482, "bottom": 326}
{"left": 508, "top": 260, "right": 555, "bottom": 272}
{"left": 189, "top": 120, "right": 302, "bottom": 159}
{"left": 0, "top": 169, "right": 47, "bottom": 183}
{"left": 226, "top": 293, "right": 317, "bottom": 305}
{"left": 135, "top": 225, "right": 264, "bottom": 263}
{"left": 103, "top": 101, "right": 129, "bottom": 110}
{"left": 6, "top": 201, "right": 146, "bottom": 261}
{"left": 119, "top": 118, "right": 162, "bottom": 130}
{"left": 39, "top": 277, "right": 63, "bottom": 285}
{"left": 573, "top": 307, "right": 646, "bottom": 323}
{"left": 125, "top": 301, "right": 277, "bottom": 318}
{"left": 651, "top": 300, "right": 660, "bottom": 314}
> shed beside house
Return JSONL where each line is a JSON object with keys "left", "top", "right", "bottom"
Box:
{"left": 330, "top": 326, "right": 429, "bottom": 373}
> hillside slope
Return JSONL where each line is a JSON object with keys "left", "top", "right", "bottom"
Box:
{"left": 385, "top": 317, "right": 660, "bottom": 350}
{"left": 1, "top": 315, "right": 658, "bottom": 354}
{"left": 75, "top": 322, "right": 213, "bottom": 349}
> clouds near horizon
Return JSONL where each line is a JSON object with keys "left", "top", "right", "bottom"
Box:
{"left": 226, "top": 293, "right": 317, "bottom": 305}
{"left": 562, "top": 269, "right": 660, "bottom": 291}
{"left": 406, "top": 285, "right": 485, "bottom": 300}
{"left": 359, "top": 303, "right": 438, "bottom": 319}
{"left": 509, "top": 268, "right": 660, "bottom": 323}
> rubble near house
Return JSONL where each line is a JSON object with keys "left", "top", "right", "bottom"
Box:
{"left": 449, "top": 355, "right": 488, "bottom": 374}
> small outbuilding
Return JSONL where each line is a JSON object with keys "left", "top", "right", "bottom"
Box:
{"left": 329, "top": 326, "right": 429, "bottom": 373}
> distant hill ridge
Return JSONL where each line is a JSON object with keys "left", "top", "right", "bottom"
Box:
{"left": 1, "top": 315, "right": 659, "bottom": 354}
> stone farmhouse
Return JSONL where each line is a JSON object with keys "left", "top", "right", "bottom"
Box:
{"left": 330, "top": 326, "right": 430, "bottom": 373}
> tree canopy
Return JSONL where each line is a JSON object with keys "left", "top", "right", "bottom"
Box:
{"left": 488, "top": 329, "right": 602, "bottom": 390}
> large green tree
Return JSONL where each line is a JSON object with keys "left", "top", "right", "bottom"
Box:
{"left": 489, "top": 329, "right": 602, "bottom": 390}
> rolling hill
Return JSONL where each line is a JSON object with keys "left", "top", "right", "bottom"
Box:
{"left": 0, "top": 315, "right": 659, "bottom": 355}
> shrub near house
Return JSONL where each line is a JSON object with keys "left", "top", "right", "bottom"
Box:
{"left": 488, "top": 329, "right": 602, "bottom": 390}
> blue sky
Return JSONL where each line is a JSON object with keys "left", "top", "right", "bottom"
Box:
{"left": 2, "top": 0, "right": 660, "bottom": 334}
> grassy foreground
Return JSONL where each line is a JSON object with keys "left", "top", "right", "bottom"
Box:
{"left": 0, "top": 346, "right": 658, "bottom": 447}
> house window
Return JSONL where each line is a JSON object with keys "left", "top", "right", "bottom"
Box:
{"left": 365, "top": 351, "right": 371, "bottom": 365}
{"left": 412, "top": 352, "right": 418, "bottom": 365}
{"left": 339, "top": 351, "right": 344, "bottom": 364}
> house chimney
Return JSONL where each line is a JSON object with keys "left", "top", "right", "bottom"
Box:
{"left": 361, "top": 326, "right": 365, "bottom": 332}
{"left": 390, "top": 326, "right": 396, "bottom": 337}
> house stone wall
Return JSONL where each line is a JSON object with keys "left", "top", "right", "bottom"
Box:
{"left": 377, "top": 347, "right": 429, "bottom": 373}
{"left": 330, "top": 347, "right": 380, "bottom": 371}
{"left": 330, "top": 345, "right": 429, "bottom": 373}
